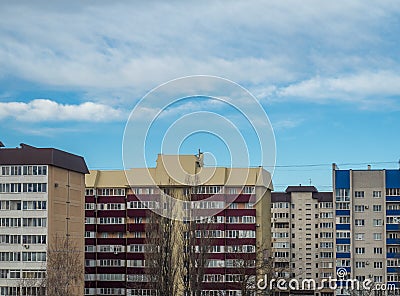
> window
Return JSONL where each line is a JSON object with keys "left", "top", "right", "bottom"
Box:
{"left": 128, "top": 201, "right": 158, "bottom": 209}
{"left": 98, "top": 203, "right": 124, "bottom": 210}
{"left": 227, "top": 216, "right": 240, "bottom": 223}
{"left": 355, "top": 261, "right": 366, "bottom": 268}
{"left": 336, "top": 231, "right": 350, "bottom": 238}
{"left": 242, "top": 216, "right": 256, "bottom": 223}
{"left": 98, "top": 217, "right": 124, "bottom": 224}
{"left": 336, "top": 259, "right": 350, "bottom": 267}
{"left": 0, "top": 165, "right": 47, "bottom": 176}
{"left": 320, "top": 242, "right": 333, "bottom": 249}
{"left": 320, "top": 252, "right": 333, "bottom": 258}
{"left": 338, "top": 217, "right": 350, "bottom": 224}
{"left": 242, "top": 186, "right": 255, "bottom": 194}
{"left": 355, "top": 233, "right": 364, "bottom": 240}
{"left": 130, "top": 245, "right": 145, "bottom": 253}
{"left": 320, "top": 202, "right": 333, "bottom": 208}
{"left": 97, "top": 188, "right": 126, "bottom": 196}
{"left": 193, "top": 186, "right": 223, "bottom": 194}
{"left": 22, "top": 218, "right": 47, "bottom": 227}
{"left": 22, "top": 201, "right": 47, "bottom": 210}
{"left": 273, "top": 202, "right": 289, "bottom": 209}
{"left": 272, "top": 232, "right": 289, "bottom": 238}
{"left": 319, "top": 222, "right": 333, "bottom": 228}
{"left": 273, "top": 242, "right": 290, "bottom": 249}
{"left": 354, "top": 205, "right": 365, "bottom": 212}
{"left": 386, "top": 188, "right": 400, "bottom": 196}
{"left": 374, "top": 262, "right": 383, "bottom": 269}
{"left": 373, "top": 247, "right": 383, "bottom": 254}
{"left": 336, "top": 245, "right": 350, "bottom": 253}
{"left": 355, "top": 219, "right": 365, "bottom": 226}
{"left": 85, "top": 203, "right": 95, "bottom": 210}
{"left": 22, "top": 183, "right": 47, "bottom": 193}
{"left": 373, "top": 205, "right": 382, "bottom": 212}
{"left": 373, "top": 191, "right": 382, "bottom": 198}
{"left": 354, "top": 191, "right": 364, "bottom": 198}
{"left": 320, "top": 212, "right": 333, "bottom": 218}
{"left": 336, "top": 202, "right": 350, "bottom": 210}
{"left": 355, "top": 247, "right": 365, "bottom": 254}
{"left": 373, "top": 219, "right": 382, "bottom": 226}
{"left": 336, "top": 189, "right": 350, "bottom": 201}
{"left": 387, "top": 216, "right": 400, "bottom": 224}
{"left": 317, "top": 232, "right": 330, "bottom": 239}
{"left": 373, "top": 233, "right": 382, "bottom": 240}
{"left": 22, "top": 252, "right": 46, "bottom": 262}
{"left": 22, "top": 235, "right": 46, "bottom": 244}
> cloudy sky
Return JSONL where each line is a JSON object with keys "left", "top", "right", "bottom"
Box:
{"left": 1, "top": 1, "right": 400, "bottom": 190}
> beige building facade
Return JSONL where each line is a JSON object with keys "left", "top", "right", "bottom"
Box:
{"left": 0, "top": 143, "right": 88, "bottom": 296}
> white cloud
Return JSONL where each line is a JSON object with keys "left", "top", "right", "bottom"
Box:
{"left": 0, "top": 99, "right": 127, "bottom": 122}
{"left": 272, "top": 119, "right": 303, "bottom": 131}
{"left": 264, "top": 71, "right": 400, "bottom": 109}
{"left": 0, "top": 0, "right": 399, "bottom": 99}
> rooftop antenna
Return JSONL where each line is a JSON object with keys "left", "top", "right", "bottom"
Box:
{"left": 309, "top": 178, "right": 312, "bottom": 186}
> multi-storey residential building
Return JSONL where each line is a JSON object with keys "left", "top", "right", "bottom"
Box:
{"left": 84, "top": 153, "right": 273, "bottom": 296}
{"left": 0, "top": 143, "right": 88, "bottom": 296}
{"left": 271, "top": 186, "right": 334, "bottom": 296}
{"left": 333, "top": 164, "right": 400, "bottom": 295}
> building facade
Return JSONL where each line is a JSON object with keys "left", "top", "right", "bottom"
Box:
{"left": 271, "top": 186, "right": 334, "bottom": 296}
{"left": 0, "top": 143, "right": 88, "bottom": 295}
{"left": 333, "top": 165, "right": 400, "bottom": 295}
{"left": 84, "top": 154, "right": 273, "bottom": 296}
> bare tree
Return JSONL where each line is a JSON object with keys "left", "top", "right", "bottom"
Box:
{"left": 18, "top": 271, "right": 46, "bottom": 296}
{"left": 144, "top": 194, "right": 183, "bottom": 295}
{"left": 182, "top": 215, "right": 215, "bottom": 296}
{"left": 45, "top": 235, "right": 84, "bottom": 296}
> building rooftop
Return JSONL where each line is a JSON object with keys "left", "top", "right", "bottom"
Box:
{"left": 285, "top": 185, "right": 318, "bottom": 193}
{"left": 0, "top": 143, "right": 89, "bottom": 174}
{"left": 272, "top": 186, "right": 332, "bottom": 202}
{"left": 86, "top": 154, "right": 273, "bottom": 189}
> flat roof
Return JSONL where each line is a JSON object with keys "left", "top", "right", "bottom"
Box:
{"left": 0, "top": 143, "right": 89, "bottom": 174}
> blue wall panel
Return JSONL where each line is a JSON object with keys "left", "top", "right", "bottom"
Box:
{"left": 386, "top": 170, "right": 400, "bottom": 188}
{"left": 335, "top": 170, "right": 350, "bottom": 189}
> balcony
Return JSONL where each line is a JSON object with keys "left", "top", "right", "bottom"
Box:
{"left": 386, "top": 209, "right": 400, "bottom": 216}
{"left": 386, "top": 238, "right": 400, "bottom": 245}
{"left": 387, "top": 267, "right": 400, "bottom": 273}
{"left": 336, "top": 252, "right": 351, "bottom": 258}
{"left": 386, "top": 196, "right": 400, "bottom": 202}
{"left": 335, "top": 210, "right": 350, "bottom": 216}
{"left": 336, "top": 267, "right": 351, "bottom": 273}
{"left": 386, "top": 224, "right": 400, "bottom": 231}
{"left": 387, "top": 252, "right": 400, "bottom": 258}
{"left": 336, "top": 224, "right": 350, "bottom": 230}
{"left": 336, "top": 239, "right": 350, "bottom": 245}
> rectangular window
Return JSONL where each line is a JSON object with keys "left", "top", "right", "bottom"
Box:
{"left": 355, "top": 247, "right": 365, "bottom": 254}
{"left": 354, "top": 191, "right": 364, "bottom": 198}
{"left": 354, "top": 205, "right": 365, "bottom": 212}
{"left": 373, "top": 219, "right": 383, "bottom": 226}
{"left": 355, "top": 233, "right": 364, "bottom": 240}
{"left": 373, "top": 233, "right": 382, "bottom": 240}
{"left": 373, "top": 205, "right": 382, "bottom": 212}
{"left": 386, "top": 188, "right": 400, "bottom": 196}
{"left": 373, "top": 191, "right": 382, "bottom": 198}
{"left": 355, "top": 219, "right": 365, "bottom": 226}
{"left": 336, "top": 245, "right": 350, "bottom": 253}
{"left": 355, "top": 261, "right": 366, "bottom": 268}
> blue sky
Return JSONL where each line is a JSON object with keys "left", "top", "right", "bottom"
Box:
{"left": 1, "top": 1, "right": 400, "bottom": 191}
